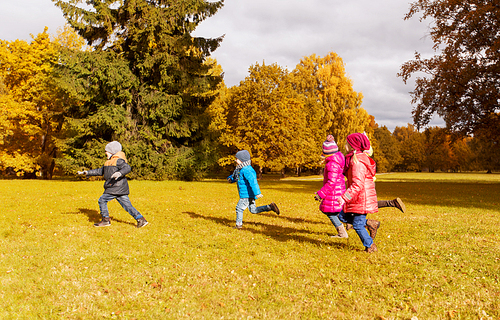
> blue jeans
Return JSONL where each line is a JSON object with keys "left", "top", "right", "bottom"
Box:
{"left": 339, "top": 211, "right": 373, "bottom": 248}
{"left": 235, "top": 198, "right": 271, "bottom": 225}
{"left": 98, "top": 193, "right": 143, "bottom": 220}
{"left": 323, "top": 212, "right": 342, "bottom": 228}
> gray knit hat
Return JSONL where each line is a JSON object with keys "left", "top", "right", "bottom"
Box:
{"left": 235, "top": 150, "right": 251, "bottom": 162}
{"left": 105, "top": 141, "right": 122, "bottom": 155}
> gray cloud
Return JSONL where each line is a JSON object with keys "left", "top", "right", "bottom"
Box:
{"left": 194, "top": 0, "right": 443, "bottom": 130}
{"left": 0, "top": 0, "right": 444, "bottom": 131}
{"left": 0, "top": 1, "right": 67, "bottom": 41}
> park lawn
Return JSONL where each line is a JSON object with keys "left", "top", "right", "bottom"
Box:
{"left": 0, "top": 172, "right": 499, "bottom": 319}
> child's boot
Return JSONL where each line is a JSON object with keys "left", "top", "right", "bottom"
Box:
{"left": 94, "top": 217, "right": 111, "bottom": 227}
{"left": 331, "top": 225, "right": 348, "bottom": 238}
{"left": 366, "top": 219, "right": 380, "bottom": 239}
{"left": 393, "top": 198, "right": 406, "bottom": 213}
{"left": 378, "top": 198, "right": 406, "bottom": 213}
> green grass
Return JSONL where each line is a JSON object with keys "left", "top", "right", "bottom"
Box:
{"left": 1, "top": 173, "right": 499, "bottom": 319}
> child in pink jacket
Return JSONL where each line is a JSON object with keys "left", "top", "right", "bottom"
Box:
{"left": 315, "top": 135, "right": 348, "bottom": 238}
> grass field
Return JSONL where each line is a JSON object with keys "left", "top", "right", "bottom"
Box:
{"left": 1, "top": 172, "right": 499, "bottom": 319}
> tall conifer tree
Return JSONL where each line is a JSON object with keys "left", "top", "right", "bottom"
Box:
{"left": 53, "top": 0, "right": 224, "bottom": 180}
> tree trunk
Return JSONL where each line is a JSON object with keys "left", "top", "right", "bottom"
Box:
{"left": 23, "top": 171, "right": 37, "bottom": 179}
{"left": 256, "top": 165, "right": 263, "bottom": 179}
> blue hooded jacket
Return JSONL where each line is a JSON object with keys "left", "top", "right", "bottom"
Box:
{"left": 228, "top": 165, "right": 261, "bottom": 199}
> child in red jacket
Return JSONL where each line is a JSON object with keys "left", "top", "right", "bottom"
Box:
{"left": 314, "top": 135, "right": 348, "bottom": 238}
{"left": 337, "top": 133, "right": 380, "bottom": 253}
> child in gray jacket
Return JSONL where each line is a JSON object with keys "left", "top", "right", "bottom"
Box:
{"left": 78, "top": 141, "right": 148, "bottom": 228}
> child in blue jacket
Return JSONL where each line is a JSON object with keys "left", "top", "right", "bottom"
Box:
{"left": 227, "top": 150, "right": 280, "bottom": 229}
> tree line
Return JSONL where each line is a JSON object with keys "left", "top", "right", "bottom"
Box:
{"left": 1, "top": 0, "right": 499, "bottom": 179}
{"left": 373, "top": 124, "right": 500, "bottom": 174}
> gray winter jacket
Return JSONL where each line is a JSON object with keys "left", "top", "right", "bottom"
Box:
{"left": 87, "top": 151, "right": 131, "bottom": 195}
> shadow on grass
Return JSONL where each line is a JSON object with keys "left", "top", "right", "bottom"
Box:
{"left": 203, "top": 179, "right": 500, "bottom": 210}
{"left": 276, "top": 215, "right": 330, "bottom": 225}
{"left": 200, "top": 179, "right": 321, "bottom": 193}
{"left": 183, "top": 211, "right": 348, "bottom": 249}
{"left": 63, "top": 208, "right": 136, "bottom": 226}
{"left": 376, "top": 181, "right": 500, "bottom": 210}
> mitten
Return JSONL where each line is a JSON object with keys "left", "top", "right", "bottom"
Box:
{"left": 314, "top": 193, "right": 322, "bottom": 201}
{"left": 111, "top": 172, "right": 122, "bottom": 180}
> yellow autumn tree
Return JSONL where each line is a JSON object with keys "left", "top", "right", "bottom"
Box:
{"left": 215, "top": 62, "right": 316, "bottom": 175}
{"left": 291, "top": 52, "right": 370, "bottom": 149}
{"left": 0, "top": 26, "right": 85, "bottom": 178}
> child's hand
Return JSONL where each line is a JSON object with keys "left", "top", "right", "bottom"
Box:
{"left": 77, "top": 170, "right": 87, "bottom": 175}
{"left": 336, "top": 197, "right": 345, "bottom": 206}
{"left": 111, "top": 172, "right": 122, "bottom": 180}
{"left": 256, "top": 194, "right": 263, "bottom": 199}
{"left": 314, "top": 194, "right": 322, "bottom": 201}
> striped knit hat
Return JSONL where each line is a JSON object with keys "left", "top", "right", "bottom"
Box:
{"left": 322, "top": 135, "right": 339, "bottom": 156}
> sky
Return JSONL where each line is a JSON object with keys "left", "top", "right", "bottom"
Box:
{"left": 0, "top": 0, "right": 444, "bottom": 131}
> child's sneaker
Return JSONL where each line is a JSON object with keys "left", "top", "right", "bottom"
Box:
{"left": 233, "top": 224, "right": 242, "bottom": 229}
{"left": 137, "top": 217, "right": 149, "bottom": 228}
{"left": 269, "top": 202, "right": 280, "bottom": 215}
{"left": 94, "top": 217, "right": 111, "bottom": 227}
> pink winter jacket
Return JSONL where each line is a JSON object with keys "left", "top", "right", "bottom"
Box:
{"left": 341, "top": 152, "right": 378, "bottom": 214}
{"left": 317, "top": 152, "right": 346, "bottom": 213}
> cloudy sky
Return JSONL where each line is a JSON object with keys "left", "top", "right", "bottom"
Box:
{"left": 0, "top": 0, "right": 444, "bottom": 131}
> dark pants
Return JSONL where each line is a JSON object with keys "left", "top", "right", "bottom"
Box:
{"left": 338, "top": 212, "right": 373, "bottom": 248}
{"left": 98, "top": 193, "right": 142, "bottom": 220}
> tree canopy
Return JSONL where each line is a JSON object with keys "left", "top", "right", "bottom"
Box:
{"left": 291, "top": 52, "right": 368, "bottom": 146}
{"left": 210, "top": 52, "right": 371, "bottom": 175}
{"left": 0, "top": 28, "right": 76, "bottom": 178}
{"left": 399, "top": 0, "right": 500, "bottom": 136}
{"left": 53, "top": 0, "right": 224, "bottom": 179}
{"left": 213, "top": 62, "right": 316, "bottom": 173}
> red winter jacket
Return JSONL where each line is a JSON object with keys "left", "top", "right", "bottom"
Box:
{"left": 317, "top": 152, "right": 346, "bottom": 213}
{"left": 341, "top": 152, "right": 378, "bottom": 214}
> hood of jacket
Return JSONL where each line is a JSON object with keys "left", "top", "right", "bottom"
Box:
{"left": 356, "top": 153, "right": 376, "bottom": 177}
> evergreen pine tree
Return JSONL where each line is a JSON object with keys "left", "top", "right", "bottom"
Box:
{"left": 54, "top": 0, "right": 224, "bottom": 180}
